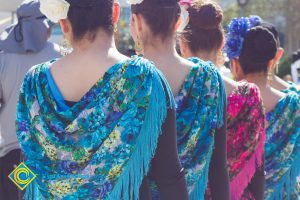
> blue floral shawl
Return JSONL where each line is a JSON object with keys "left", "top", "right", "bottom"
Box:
{"left": 282, "top": 82, "right": 300, "bottom": 95}
{"left": 176, "top": 58, "right": 225, "bottom": 200}
{"left": 16, "top": 57, "right": 173, "bottom": 200}
{"left": 265, "top": 92, "right": 300, "bottom": 200}
{"left": 150, "top": 57, "right": 225, "bottom": 200}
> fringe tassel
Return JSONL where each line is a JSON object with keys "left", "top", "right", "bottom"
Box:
{"left": 24, "top": 179, "right": 43, "bottom": 200}
{"left": 189, "top": 142, "right": 214, "bottom": 200}
{"left": 266, "top": 149, "right": 300, "bottom": 200}
{"left": 230, "top": 126, "right": 266, "bottom": 200}
{"left": 108, "top": 67, "right": 173, "bottom": 200}
{"left": 216, "top": 71, "right": 227, "bottom": 129}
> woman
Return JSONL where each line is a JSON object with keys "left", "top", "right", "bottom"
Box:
{"left": 178, "top": 2, "right": 266, "bottom": 199}
{"left": 129, "top": 0, "right": 230, "bottom": 199}
{"left": 256, "top": 22, "right": 300, "bottom": 94}
{"left": 16, "top": 0, "right": 188, "bottom": 199}
{"left": 225, "top": 17, "right": 300, "bottom": 200}
{"left": 0, "top": 1, "right": 60, "bottom": 199}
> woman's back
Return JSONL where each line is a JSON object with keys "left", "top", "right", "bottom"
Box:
{"left": 130, "top": 0, "right": 229, "bottom": 199}
{"left": 259, "top": 87, "right": 285, "bottom": 113}
{"left": 264, "top": 91, "right": 300, "bottom": 200}
{"left": 151, "top": 55, "right": 195, "bottom": 95}
{"left": 15, "top": 1, "right": 188, "bottom": 199}
{"left": 50, "top": 44, "right": 128, "bottom": 102}
{"left": 225, "top": 16, "right": 300, "bottom": 200}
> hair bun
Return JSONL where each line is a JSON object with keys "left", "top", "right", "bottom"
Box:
{"left": 241, "top": 26, "right": 277, "bottom": 63}
{"left": 189, "top": 1, "right": 223, "bottom": 30}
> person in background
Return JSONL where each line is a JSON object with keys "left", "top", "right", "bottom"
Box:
{"left": 291, "top": 50, "right": 300, "bottom": 86}
{"left": 0, "top": 1, "right": 60, "bottom": 199}
{"left": 16, "top": 0, "right": 188, "bottom": 199}
{"left": 179, "top": 2, "right": 266, "bottom": 199}
{"left": 225, "top": 17, "right": 300, "bottom": 200}
{"left": 130, "top": 0, "right": 230, "bottom": 199}
{"left": 254, "top": 22, "right": 299, "bottom": 93}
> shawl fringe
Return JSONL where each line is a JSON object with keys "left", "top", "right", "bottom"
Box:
{"left": 189, "top": 144, "right": 214, "bottom": 200}
{"left": 108, "top": 69, "right": 173, "bottom": 200}
{"left": 216, "top": 71, "right": 226, "bottom": 129}
{"left": 25, "top": 179, "right": 43, "bottom": 200}
{"left": 230, "top": 124, "right": 266, "bottom": 200}
{"left": 266, "top": 153, "right": 300, "bottom": 200}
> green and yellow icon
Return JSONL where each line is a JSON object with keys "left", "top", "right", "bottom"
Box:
{"left": 8, "top": 162, "right": 36, "bottom": 190}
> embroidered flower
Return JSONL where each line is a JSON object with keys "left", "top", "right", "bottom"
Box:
{"left": 40, "top": 0, "right": 70, "bottom": 23}
{"left": 127, "top": 0, "right": 144, "bottom": 5}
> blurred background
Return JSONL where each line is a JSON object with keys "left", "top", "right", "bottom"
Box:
{"left": 0, "top": 0, "right": 299, "bottom": 78}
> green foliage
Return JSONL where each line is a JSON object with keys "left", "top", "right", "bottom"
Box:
{"left": 222, "top": 3, "right": 239, "bottom": 27}
{"left": 277, "top": 55, "right": 292, "bottom": 78}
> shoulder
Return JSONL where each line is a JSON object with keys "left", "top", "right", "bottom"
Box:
{"left": 118, "top": 56, "right": 163, "bottom": 80}
{"left": 284, "top": 91, "right": 300, "bottom": 106}
{"left": 228, "top": 81, "right": 264, "bottom": 119}
{"left": 229, "top": 81, "right": 262, "bottom": 108}
{"left": 230, "top": 81, "right": 262, "bottom": 106}
{"left": 188, "top": 57, "right": 217, "bottom": 71}
{"left": 115, "top": 56, "right": 173, "bottom": 104}
{"left": 22, "top": 60, "right": 55, "bottom": 88}
{"left": 188, "top": 57, "right": 222, "bottom": 83}
{"left": 235, "top": 81, "right": 261, "bottom": 97}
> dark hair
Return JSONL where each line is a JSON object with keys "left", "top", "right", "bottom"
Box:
{"left": 131, "top": 0, "right": 180, "bottom": 40}
{"left": 292, "top": 49, "right": 300, "bottom": 63}
{"left": 260, "top": 22, "right": 280, "bottom": 47}
{"left": 181, "top": 1, "right": 224, "bottom": 53}
{"left": 239, "top": 26, "right": 277, "bottom": 74}
{"left": 66, "top": 0, "right": 114, "bottom": 41}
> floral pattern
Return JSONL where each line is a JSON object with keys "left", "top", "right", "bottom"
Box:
{"left": 150, "top": 58, "right": 226, "bottom": 200}
{"left": 227, "top": 81, "right": 266, "bottom": 200}
{"left": 175, "top": 58, "right": 226, "bottom": 200}
{"left": 16, "top": 57, "right": 172, "bottom": 200}
{"left": 264, "top": 92, "right": 300, "bottom": 200}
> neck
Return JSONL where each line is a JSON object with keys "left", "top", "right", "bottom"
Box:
{"left": 71, "top": 30, "right": 117, "bottom": 55}
{"left": 194, "top": 51, "right": 218, "bottom": 66}
{"left": 143, "top": 37, "right": 180, "bottom": 65}
{"left": 244, "top": 72, "right": 269, "bottom": 90}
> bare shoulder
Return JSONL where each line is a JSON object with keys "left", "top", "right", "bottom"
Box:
{"left": 271, "top": 87, "right": 286, "bottom": 99}
{"left": 222, "top": 76, "right": 237, "bottom": 96}
{"left": 178, "top": 57, "right": 196, "bottom": 68}
{"left": 264, "top": 87, "right": 285, "bottom": 112}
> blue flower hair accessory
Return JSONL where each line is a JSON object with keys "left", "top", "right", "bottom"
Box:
{"left": 224, "top": 16, "right": 262, "bottom": 60}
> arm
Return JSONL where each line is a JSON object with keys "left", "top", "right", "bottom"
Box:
{"left": 148, "top": 107, "right": 188, "bottom": 200}
{"left": 246, "top": 157, "right": 265, "bottom": 200}
{"left": 209, "top": 106, "right": 230, "bottom": 200}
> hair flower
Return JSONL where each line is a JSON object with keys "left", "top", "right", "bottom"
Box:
{"left": 127, "top": 0, "right": 144, "bottom": 5}
{"left": 40, "top": 0, "right": 70, "bottom": 23}
{"left": 224, "top": 15, "right": 262, "bottom": 59}
{"left": 177, "top": 0, "right": 193, "bottom": 32}
{"left": 179, "top": 0, "right": 193, "bottom": 6}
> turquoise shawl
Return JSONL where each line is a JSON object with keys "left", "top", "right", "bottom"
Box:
{"left": 16, "top": 57, "right": 173, "bottom": 200}
{"left": 151, "top": 58, "right": 225, "bottom": 200}
{"left": 176, "top": 58, "right": 225, "bottom": 200}
{"left": 148, "top": 57, "right": 225, "bottom": 200}
{"left": 282, "top": 83, "right": 300, "bottom": 95}
{"left": 265, "top": 92, "right": 300, "bottom": 200}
